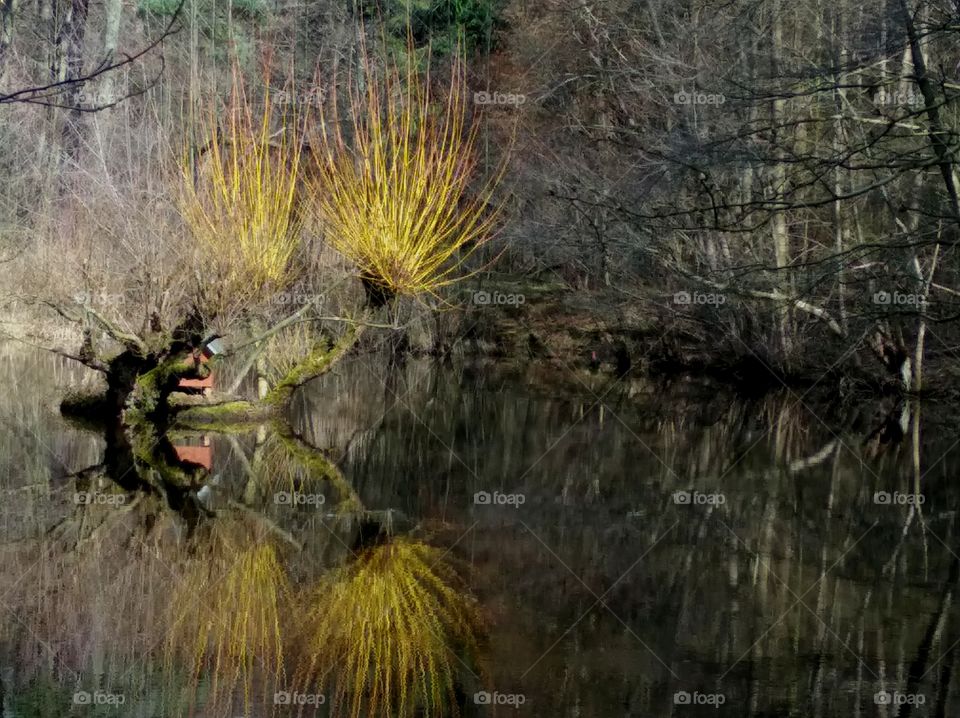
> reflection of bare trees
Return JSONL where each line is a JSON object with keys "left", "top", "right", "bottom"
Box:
{"left": 291, "top": 357, "right": 436, "bottom": 466}
{"left": 311, "top": 360, "right": 960, "bottom": 715}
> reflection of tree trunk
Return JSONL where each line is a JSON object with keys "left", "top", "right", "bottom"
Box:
{"left": 898, "top": 544, "right": 960, "bottom": 718}
{"left": 933, "top": 632, "right": 956, "bottom": 718}
{"left": 273, "top": 424, "right": 363, "bottom": 511}
{"left": 67, "top": 418, "right": 207, "bottom": 526}
{"left": 746, "top": 495, "right": 779, "bottom": 715}
{"left": 854, "top": 607, "right": 866, "bottom": 715}
{"left": 810, "top": 444, "right": 841, "bottom": 718}
{"left": 723, "top": 532, "right": 740, "bottom": 691}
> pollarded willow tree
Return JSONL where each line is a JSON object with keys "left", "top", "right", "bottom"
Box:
{"left": 55, "top": 35, "right": 506, "bottom": 428}
{"left": 52, "top": 68, "right": 305, "bottom": 424}
{"left": 181, "top": 38, "right": 507, "bottom": 418}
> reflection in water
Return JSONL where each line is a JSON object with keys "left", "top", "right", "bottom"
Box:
{"left": 165, "top": 526, "right": 290, "bottom": 717}
{"left": 3, "top": 346, "right": 960, "bottom": 715}
{"left": 173, "top": 434, "right": 214, "bottom": 471}
{"left": 296, "top": 538, "right": 484, "bottom": 718}
{"left": 162, "top": 530, "right": 480, "bottom": 718}
{"left": 159, "top": 424, "right": 480, "bottom": 718}
{"left": 0, "top": 343, "right": 480, "bottom": 717}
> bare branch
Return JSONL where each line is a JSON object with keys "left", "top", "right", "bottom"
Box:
{"left": 0, "top": 0, "right": 185, "bottom": 106}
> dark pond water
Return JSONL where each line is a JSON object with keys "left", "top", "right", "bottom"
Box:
{"left": 1, "top": 343, "right": 960, "bottom": 716}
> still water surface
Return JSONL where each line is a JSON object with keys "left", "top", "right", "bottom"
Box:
{"left": 1, "top": 343, "right": 959, "bottom": 716}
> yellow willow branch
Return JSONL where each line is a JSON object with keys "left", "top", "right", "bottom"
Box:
{"left": 309, "top": 39, "right": 509, "bottom": 303}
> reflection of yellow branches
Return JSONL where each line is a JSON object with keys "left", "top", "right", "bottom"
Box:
{"left": 310, "top": 41, "right": 505, "bottom": 301}
{"left": 165, "top": 527, "right": 290, "bottom": 716}
{"left": 295, "top": 539, "right": 484, "bottom": 718}
{"left": 180, "top": 67, "right": 306, "bottom": 305}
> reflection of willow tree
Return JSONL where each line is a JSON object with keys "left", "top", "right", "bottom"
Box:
{"left": 149, "top": 426, "right": 484, "bottom": 718}
{"left": 29, "top": 54, "right": 506, "bottom": 715}
{"left": 165, "top": 523, "right": 291, "bottom": 716}
{"left": 267, "top": 426, "right": 365, "bottom": 515}
{"left": 5, "top": 350, "right": 488, "bottom": 717}
{"left": 64, "top": 419, "right": 210, "bottom": 530}
{"left": 9, "top": 500, "right": 179, "bottom": 680}
{"left": 159, "top": 533, "right": 483, "bottom": 718}
{"left": 296, "top": 538, "right": 485, "bottom": 718}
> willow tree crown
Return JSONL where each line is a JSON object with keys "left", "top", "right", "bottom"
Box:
{"left": 179, "top": 68, "right": 308, "bottom": 309}
{"left": 310, "top": 41, "right": 506, "bottom": 303}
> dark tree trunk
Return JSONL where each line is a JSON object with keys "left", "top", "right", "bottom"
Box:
{"left": 361, "top": 272, "right": 395, "bottom": 309}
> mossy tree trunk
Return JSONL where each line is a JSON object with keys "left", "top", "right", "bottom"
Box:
{"left": 58, "top": 304, "right": 212, "bottom": 426}
{"left": 57, "top": 298, "right": 383, "bottom": 430}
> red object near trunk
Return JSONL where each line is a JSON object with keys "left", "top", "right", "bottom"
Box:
{"left": 178, "top": 353, "right": 214, "bottom": 393}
